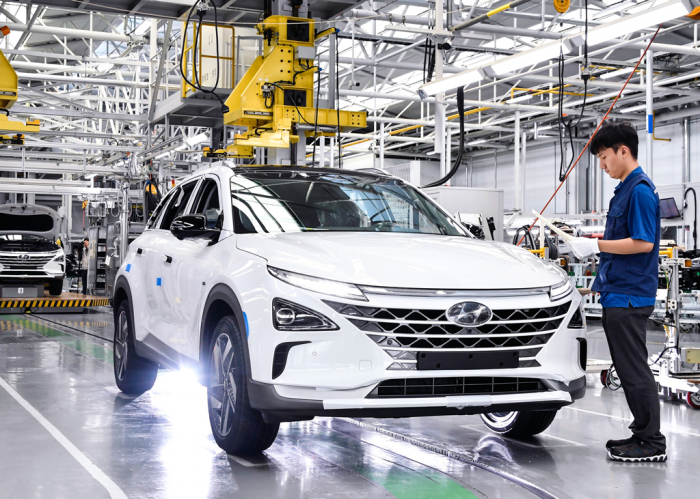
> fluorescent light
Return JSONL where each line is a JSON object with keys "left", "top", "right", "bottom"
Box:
{"left": 570, "top": 0, "right": 692, "bottom": 49}
{"left": 185, "top": 133, "right": 209, "bottom": 147}
{"left": 481, "top": 42, "right": 570, "bottom": 78}
{"left": 592, "top": 0, "right": 637, "bottom": 20}
{"left": 417, "top": 69, "right": 482, "bottom": 99}
{"left": 508, "top": 94, "right": 533, "bottom": 103}
{"left": 469, "top": 139, "right": 488, "bottom": 145}
{"left": 600, "top": 67, "right": 634, "bottom": 79}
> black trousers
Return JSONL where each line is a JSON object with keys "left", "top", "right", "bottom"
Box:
{"left": 81, "top": 270, "right": 88, "bottom": 295}
{"left": 602, "top": 306, "right": 666, "bottom": 451}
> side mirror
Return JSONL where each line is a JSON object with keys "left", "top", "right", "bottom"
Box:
{"left": 170, "top": 214, "right": 221, "bottom": 242}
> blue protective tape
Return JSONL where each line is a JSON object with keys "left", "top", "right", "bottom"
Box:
{"left": 156, "top": 277, "right": 162, "bottom": 286}
{"left": 243, "top": 312, "right": 250, "bottom": 338}
{"left": 648, "top": 114, "right": 653, "bottom": 133}
{"left": 125, "top": 264, "right": 131, "bottom": 272}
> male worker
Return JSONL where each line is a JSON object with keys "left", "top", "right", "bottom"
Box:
{"left": 568, "top": 122, "right": 665, "bottom": 463}
{"left": 80, "top": 238, "right": 89, "bottom": 295}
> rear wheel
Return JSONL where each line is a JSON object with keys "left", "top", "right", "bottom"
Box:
{"left": 113, "top": 300, "right": 158, "bottom": 394}
{"left": 207, "top": 316, "right": 279, "bottom": 455}
{"left": 480, "top": 410, "right": 558, "bottom": 437}
{"left": 48, "top": 279, "right": 63, "bottom": 296}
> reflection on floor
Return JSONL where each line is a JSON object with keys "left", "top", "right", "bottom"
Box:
{"left": 0, "top": 310, "right": 698, "bottom": 499}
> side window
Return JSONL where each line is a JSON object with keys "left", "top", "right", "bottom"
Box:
{"left": 158, "top": 181, "right": 198, "bottom": 230}
{"left": 191, "top": 178, "right": 222, "bottom": 229}
{"left": 192, "top": 179, "right": 221, "bottom": 214}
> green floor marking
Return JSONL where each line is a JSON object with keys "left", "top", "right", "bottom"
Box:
{"left": 3, "top": 316, "right": 113, "bottom": 365}
{"left": 288, "top": 424, "right": 480, "bottom": 499}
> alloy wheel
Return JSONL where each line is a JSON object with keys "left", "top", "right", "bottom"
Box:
{"left": 114, "top": 310, "right": 129, "bottom": 381}
{"left": 210, "top": 333, "right": 237, "bottom": 437}
{"left": 481, "top": 411, "right": 519, "bottom": 430}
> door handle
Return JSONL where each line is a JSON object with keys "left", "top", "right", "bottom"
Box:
{"left": 165, "top": 255, "right": 173, "bottom": 264}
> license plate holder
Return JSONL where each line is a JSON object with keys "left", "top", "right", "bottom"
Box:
{"left": 416, "top": 350, "right": 519, "bottom": 371}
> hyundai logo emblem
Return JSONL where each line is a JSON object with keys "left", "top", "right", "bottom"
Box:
{"left": 446, "top": 302, "right": 492, "bottom": 326}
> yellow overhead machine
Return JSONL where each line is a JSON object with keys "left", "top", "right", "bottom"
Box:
{"left": 210, "top": 16, "right": 366, "bottom": 163}
{"left": 0, "top": 26, "right": 40, "bottom": 143}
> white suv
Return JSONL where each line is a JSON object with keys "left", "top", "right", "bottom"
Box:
{"left": 113, "top": 165, "right": 587, "bottom": 455}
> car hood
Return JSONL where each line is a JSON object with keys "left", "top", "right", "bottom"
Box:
{"left": 0, "top": 204, "right": 60, "bottom": 239}
{"left": 236, "top": 232, "right": 565, "bottom": 290}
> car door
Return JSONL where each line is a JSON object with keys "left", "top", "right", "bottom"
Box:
{"left": 161, "top": 175, "right": 223, "bottom": 360}
{"left": 129, "top": 187, "right": 179, "bottom": 343}
{"left": 145, "top": 179, "right": 200, "bottom": 353}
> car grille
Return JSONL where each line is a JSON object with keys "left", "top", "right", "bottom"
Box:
{"left": 367, "top": 377, "right": 547, "bottom": 398}
{"left": 324, "top": 300, "right": 571, "bottom": 370}
{"left": 0, "top": 254, "right": 53, "bottom": 273}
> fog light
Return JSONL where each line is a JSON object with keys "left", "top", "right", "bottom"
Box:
{"left": 275, "top": 308, "right": 296, "bottom": 325}
{"left": 272, "top": 298, "right": 338, "bottom": 331}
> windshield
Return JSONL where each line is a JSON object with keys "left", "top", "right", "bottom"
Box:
{"left": 231, "top": 170, "right": 468, "bottom": 236}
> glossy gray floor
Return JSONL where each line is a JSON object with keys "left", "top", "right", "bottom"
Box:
{"left": 0, "top": 310, "right": 698, "bottom": 499}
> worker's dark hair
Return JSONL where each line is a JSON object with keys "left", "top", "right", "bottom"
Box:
{"left": 590, "top": 121, "right": 638, "bottom": 159}
{"left": 83, "top": 237, "right": 89, "bottom": 242}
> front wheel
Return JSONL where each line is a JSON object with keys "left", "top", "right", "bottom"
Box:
{"left": 207, "top": 316, "right": 279, "bottom": 455}
{"left": 481, "top": 410, "right": 558, "bottom": 437}
{"left": 48, "top": 279, "right": 63, "bottom": 296}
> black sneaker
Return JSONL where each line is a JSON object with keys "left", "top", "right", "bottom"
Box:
{"left": 606, "top": 436, "right": 634, "bottom": 449}
{"left": 608, "top": 440, "right": 667, "bottom": 463}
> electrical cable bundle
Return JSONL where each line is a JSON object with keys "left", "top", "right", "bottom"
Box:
{"left": 144, "top": 176, "right": 161, "bottom": 221}
{"left": 558, "top": 0, "right": 589, "bottom": 182}
{"left": 422, "top": 86, "right": 465, "bottom": 188}
{"left": 179, "top": 0, "right": 229, "bottom": 114}
{"left": 423, "top": 38, "right": 436, "bottom": 84}
{"left": 685, "top": 187, "right": 698, "bottom": 252}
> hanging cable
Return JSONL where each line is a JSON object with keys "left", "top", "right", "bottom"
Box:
{"left": 517, "top": 24, "right": 663, "bottom": 246}
{"left": 558, "top": 0, "right": 589, "bottom": 182}
{"left": 685, "top": 187, "right": 698, "bottom": 252}
{"left": 179, "top": 0, "right": 229, "bottom": 114}
{"left": 422, "top": 86, "right": 465, "bottom": 188}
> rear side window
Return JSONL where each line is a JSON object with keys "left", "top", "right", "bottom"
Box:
{"left": 158, "top": 181, "right": 198, "bottom": 230}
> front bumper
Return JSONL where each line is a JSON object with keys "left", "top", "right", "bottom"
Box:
{"left": 242, "top": 274, "right": 587, "bottom": 421}
{"left": 249, "top": 375, "right": 586, "bottom": 422}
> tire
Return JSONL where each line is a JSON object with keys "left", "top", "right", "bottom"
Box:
{"left": 207, "top": 315, "right": 279, "bottom": 455}
{"left": 687, "top": 392, "right": 700, "bottom": 410}
{"left": 480, "top": 409, "right": 558, "bottom": 438}
{"left": 600, "top": 370, "right": 608, "bottom": 388}
{"left": 113, "top": 300, "right": 158, "bottom": 394}
{"left": 48, "top": 279, "right": 63, "bottom": 296}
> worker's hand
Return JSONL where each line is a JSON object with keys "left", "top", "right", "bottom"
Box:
{"left": 568, "top": 237, "right": 600, "bottom": 260}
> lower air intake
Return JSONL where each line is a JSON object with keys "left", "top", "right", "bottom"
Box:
{"left": 367, "top": 377, "right": 546, "bottom": 398}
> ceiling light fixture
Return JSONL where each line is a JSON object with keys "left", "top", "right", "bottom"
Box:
{"left": 600, "top": 67, "right": 634, "bottom": 79}
{"left": 418, "top": 0, "right": 692, "bottom": 98}
{"left": 591, "top": 0, "right": 637, "bottom": 20}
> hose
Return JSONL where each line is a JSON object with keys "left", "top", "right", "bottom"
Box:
{"left": 422, "top": 86, "right": 464, "bottom": 188}
{"left": 684, "top": 187, "right": 697, "bottom": 252}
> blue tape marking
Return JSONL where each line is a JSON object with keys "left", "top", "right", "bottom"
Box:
{"left": 243, "top": 312, "right": 250, "bottom": 338}
{"left": 648, "top": 114, "right": 653, "bottom": 133}
{"left": 156, "top": 277, "right": 162, "bottom": 286}
{"left": 125, "top": 264, "right": 131, "bottom": 272}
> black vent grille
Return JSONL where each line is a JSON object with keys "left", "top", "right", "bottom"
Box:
{"left": 368, "top": 377, "right": 547, "bottom": 398}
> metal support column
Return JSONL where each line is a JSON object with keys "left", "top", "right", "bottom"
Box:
{"left": 683, "top": 117, "right": 690, "bottom": 184}
{"left": 514, "top": 110, "right": 521, "bottom": 212}
{"left": 521, "top": 131, "right": 527, "bottom": 213}
{"left": 379, "top": 122, "right": 385, "bottom": 170}
{"left": 434, "top": 0, "right": 446, "bottom": 175}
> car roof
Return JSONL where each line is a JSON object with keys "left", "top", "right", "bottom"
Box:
{"left": 187, "top": 164, "right": 396, "bottom": 182}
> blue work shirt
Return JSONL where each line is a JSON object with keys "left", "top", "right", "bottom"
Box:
{"left": 599, "top": 167, "right": 658, "bottom": 308}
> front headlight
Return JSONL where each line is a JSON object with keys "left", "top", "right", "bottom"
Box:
{"left": 268, "top": 267, "right": 368, "bottom": 302}
{"left": 550, "top": 278, "right": 574, "bottom": 301}
{"left": 272, "top": 298, "right": 339, "bottom": 331}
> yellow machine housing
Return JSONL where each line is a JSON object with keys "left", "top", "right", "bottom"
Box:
{"left": 0, "top": 29, "right": 40, "bottom": 137}
{"left": 223, "top": 15, "right": 366, "bottom": 158}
